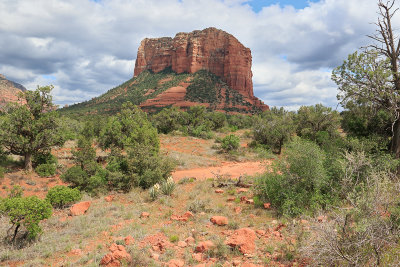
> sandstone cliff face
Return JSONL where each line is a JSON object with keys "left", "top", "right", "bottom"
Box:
{"left": 134, "top": 27, "right": 254, "bottom": 99}
{"left": 0, "top": 74, "right": 26, "bottom": 108}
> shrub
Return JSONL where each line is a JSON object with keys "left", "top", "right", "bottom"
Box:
{"left": 35, "top": 163, "right": 56, "bottom": 177}
{"left": 0, "top": 166, "right": 4, "bottom": 179}
{"left": 295, "top": 104, "right": 341, "bottom": 143}
{"left": 45, "top": 185, "right": 82, "bottom": 208}
{"left": 256, "top": 138, "right": 333, "bottom": 216}
{"left": 33, "top": 152, "right": 57, "bottom": 167}
{"left": 252, "top": 107, "right": 295, "bottom": 154}
{"left": 126, "top": 145, "right": 176, "bottom": 189}
{"left": 61, "top": 165, "right": 89, "bottom": 189}
{"left": 221, "top": 134, "right": 240, "bottom": 152}
{"left": 0, "top": 195, "right": 52, "bottom": 242}
{"left": 300, "top": 171, "right": 400, "bottom": 266}
{"left": 149, "top": 183, "right": 161, "bottom": 201}
{"left": 160, "top": 177, "right": 176, "bottom": 196}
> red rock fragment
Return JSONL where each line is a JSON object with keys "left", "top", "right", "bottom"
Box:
{"left": 70, "top": 201, "right": 91, "bottom": 216}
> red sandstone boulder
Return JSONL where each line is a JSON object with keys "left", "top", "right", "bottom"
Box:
{"left": 195, "top": 240, "right": 215, "bottom": 253}
{"left": 210, "top": 216, "right": 228, "bottom": 226}
{"left": 167, "top": 259, "right": 185, "bottom": 267}
{"left": 100, "top": 243, "right": 132, "bottom": 266}
{"left": 226, "top": 228, "right": 256, "bottom": 254}
{"left": 124, "top": 235, "right": 135, "bottom": 245}
{"left": 70, "top": 201, "right": 91, "bottom": 216}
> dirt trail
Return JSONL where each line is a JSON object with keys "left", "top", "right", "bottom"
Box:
{"left": 172, "top": 160, "right": 268, "bottom": 180}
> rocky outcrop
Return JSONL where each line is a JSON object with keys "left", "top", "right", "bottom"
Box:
{"left": 134, "top": 27, "right": 258, "bottom": 100}
{"left": 0, "top": 74, "right": 26, "bottom": 108}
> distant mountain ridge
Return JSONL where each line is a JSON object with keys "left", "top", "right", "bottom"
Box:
{"left": 0, "top": 74, "right": 26, "bottom": 108}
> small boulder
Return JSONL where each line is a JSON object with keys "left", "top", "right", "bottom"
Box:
{"left": 226, "top": 228, "right": 256, "bottom": 254}
{"left": 70, "top": 201, "right": 91, "bottom": 216}
{"left": 195, "top": 240, "right": 215, "bottom": 253}
{"left": 100, "top": 243, "right": 132, "bottom": 266}
{"left": 105, "top": 195, "right": 115, "bottom": 202}
{"left": 185, "top": 236, "right": 195, "bottom": 244}
{"left": 167, "top": 259, "right": 185, "bottom": 267}
{"left": 192, "top": 253, "right": 203, "bottom": 262}
{"left": 140, "top": 212, "right": 150, "bottom": 218}
{"left": 234, "top": 207, "right": 242, "bottom": 214}
{"left": 124, "top": 235, "right": 135, "bottom": 245}
{"left": 245, "top": 199, "right": 254, "bottom": 204}
{"left": 210, "top": 216, "right": 228, "bottom": 226}
{"left": 237, "top": 188, "right": 248, "bottom": 193}
{"left": 263, "top": 203, "right": 271, "bottom": 209}
{"left": 177, "top": 241, "right": 187, "bottom": 248}
{"left": 215, "top": 189, "right": 224, "bottom": 193}
{"left": 227, "top": 196, "right": 236, "bottom": 202}
{"left": 70, "top": 249, "right": 82, "bottom": 255}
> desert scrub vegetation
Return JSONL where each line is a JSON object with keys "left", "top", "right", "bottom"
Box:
{"left": 220, "top": 134, "right": 240, "bottom": 152}
{"left": 45, "top": 185, "right": 82, "bottom": 208}
{"left": 300, "top": 153, "right": 400, "bottom": 266}
{"left": 0, "top": 186, "right": 52, "bottom": 244}
{"left": 256, "top": 138, "right": 336, "bottom": 217}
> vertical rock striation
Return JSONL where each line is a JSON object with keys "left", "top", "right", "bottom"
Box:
{"left": 133, "top": 27, "right": 255, "bottom": 99}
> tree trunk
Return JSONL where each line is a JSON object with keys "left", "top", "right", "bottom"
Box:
{"left": 24, "top": 153, "right": 32, "bottom": 171}
{"left": 391, "top": 118, "right": 400, "bottom": 158}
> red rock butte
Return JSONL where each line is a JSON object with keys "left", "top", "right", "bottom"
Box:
{"left": 134, "top": 27, "right": 264, "bottom": 104}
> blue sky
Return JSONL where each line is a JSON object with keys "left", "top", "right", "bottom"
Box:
{"left": 248, "top": 0, "right": 319, "bottom": 11}
{"left": 0, "top": 0, "right": 386, "bottom": 109}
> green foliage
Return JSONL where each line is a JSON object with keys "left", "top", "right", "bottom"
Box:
{"left": 35, "top": 163, "right": 56, "bottom": 177}
{"left": 0, "top": 166, "right": 4, "bottom": 179}
{"left": 72, "top": 136, "right": 97, "bottom": 174}
{"left": 0, "top": 194, "right": 52, "bottom": 242}
{"left": 57, "top": 116, "right": 84, "bottom": 140}
{"left": 295, "top": 104, "right": 341, "bottom": 144}
{"left": 227, "top": 114, "right": 254, "bottom": 129}
{"left": 126, "top": 145, "right": 176, "bottom": 189}
{"left": 169, "top": 235, "right": 179, "bottom": 243}
{"left": 6, "top": 185, "right": 23, "bottom": 198}
{"left": 0, "top": 85, "right": 64, "bottom": 170}
{"left": 160, "top": 177, "right": 176, "bottom": 196}
{"left": 45, "top": 185, "right": 81, "bottom": 208}
{"left": 152, "top": 106, "right": 188, "bottom": 134}
{"left": 256, "top": 138, "right": 333, "bottom": 216}
{"left": 99, "top": 102, "right": 159, "bottom": 153}
{"left": 61, "top": 166, "right": 89, "bottom": 189}
{"left": 149, "top": 183, "right": 161, "bottom": 201}
{"left": 221, "top": 134, "right": 240, "bottom": 152}
{"left": 33, "top": 152, "right": 57, "bottom": 167}
{"left": 252, "top": 107, "right": 296, "bottom": 154}
{"left": 341, "top": 101, "right": 393, "bottom": 138}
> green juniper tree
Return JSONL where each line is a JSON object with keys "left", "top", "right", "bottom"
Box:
{"left": 333, "top": 0, "right": 400, "bottom": 157}
{"left": 0, "top": 85, "right": 63, "bottom": 170}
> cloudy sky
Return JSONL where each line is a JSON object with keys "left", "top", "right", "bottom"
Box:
{"left": 0, "top": 0, "right": 392, "bottom": 109}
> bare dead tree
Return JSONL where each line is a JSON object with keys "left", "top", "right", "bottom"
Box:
{"left": 368, "top": 0, "right": 400, "bottom": 157}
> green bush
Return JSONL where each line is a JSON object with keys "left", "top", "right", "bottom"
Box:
{"left": 35, "top": 163, "right": 56, "bottom": 177}
{"left": 0, "top": 195, "right": 52, "bottom": 242}
{"left": 252, "top": 107, "right": 296, "bottom": 154}
{"left": 61, "top": 165, "right": 89, "bottom": 189}
{"left": 45, "top": 185, "right": 82, "bottom": 208}
{"left": 221, "top": 134, "right": 240, "bottom": 152}
{"left": 33, "top": 152, "right": 57, "bottom": 167}
{"left": 0, "top": 166, "right": 4, "bottom": 179}
{"left": 256, "top": 138, "right": 334, "bottom": 216}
